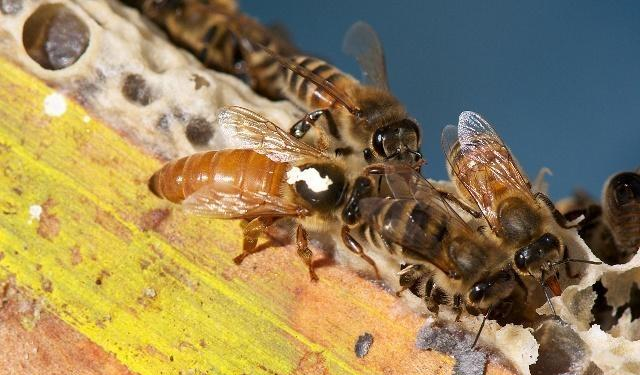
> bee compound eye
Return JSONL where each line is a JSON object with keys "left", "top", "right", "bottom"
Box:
{"left": 363, "top": 148, "right": 374, "bottom": 162}
{"left": 515, "top": 248, "right": 528, "bottom": 271}
{"left": 469, "top": 283, "right": 486, "bottom": 303}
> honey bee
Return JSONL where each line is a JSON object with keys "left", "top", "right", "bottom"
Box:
{"left": 121, "top": 0, "right": 298, "bottom": 99}
{"left": 359, "top": 165, "right": 532, "bottom": 345}
{"left": 441, "top": 111, "right": 600, "bottom": 297}
{"left": 260, "top": 22, "right": 423, "bottom": 166}
{"left": 563, "top": 170, "right": 640, "bottom": 265}
{"left": 148, "top": 106, "right": 380, "bottom": 280}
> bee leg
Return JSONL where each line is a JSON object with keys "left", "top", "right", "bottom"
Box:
{"left": 397, "top": 264, "right": 422, "bottom": 296}
{"left": 423, "top": 278, "right": 440, "bottom": 314}
{"left": 234, "top": 217, "right": 273, "bottom": 264}
{"left": 534, "top": 192, "right": 577, "bottom": 229}
{"left": 438, "top": 191, "right": 483, "bottom": 218}
{"left": 296, "top": 225, "right": 319, "bottom": 282}
{"left": 341, "top": 225, "right": 381, "bottom": 279}
{"left": 289, "top": 109, "right": 328, "bottom": 138}
{"left": 453, "top": 294, "right": 463, "bottom": 321}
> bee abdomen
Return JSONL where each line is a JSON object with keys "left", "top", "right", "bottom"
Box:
{"left": 149, "top": 150, "right": 287, "bottom": 203}
{"left": 608, "top": 209, "right": 640, "bottom": 254}
{"left": 284, "top": 56, "right": 352, "bottom": 110}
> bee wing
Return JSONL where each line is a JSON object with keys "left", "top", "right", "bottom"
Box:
{"left": 359, "top": 197, "right": 461, "bottom": 276}
{"left": 441, "top": 112, "right": 533, "bottom": 230}
{"left": 217, "top": 106, "right": 327, "bottom": 162}
{"left": 374, "top": 163, "right": 475, "bottom": 232}
{"left": 259, "top": 46, "right": 361, "bottom": 116}
{"left": 182, "top": 181, "right": 306, "bottom": 218}
{"left": 342, "top": 21, "right": 390, "bottom": 91}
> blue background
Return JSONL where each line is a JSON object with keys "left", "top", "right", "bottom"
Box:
{"left": 242, "top": 1, "right": 640, "bottom": 199}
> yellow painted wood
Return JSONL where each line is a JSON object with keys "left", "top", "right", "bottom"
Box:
{"left": 0, "top": 58, "right": 515, "bottom": 375}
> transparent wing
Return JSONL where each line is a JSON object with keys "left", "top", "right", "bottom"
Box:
{"left": 442, "top": 112, "right": 532, "bottom": 230}
{"left": 258, "top": 46, "right": 361, "bottom": 116}
{"left": 182, "top": 181, "right": 306, "bottom": 218}
{"left": 342, "top": 21, "right": 389, "bottom": 91}
{"left": 217, "top": 106, "right": 327, "bottom": 162}
{"left": 371, "top": 163, "right": 475, "bottom": 232}
{"left": 358, "top": 197, "right": 461, "bottom": 276}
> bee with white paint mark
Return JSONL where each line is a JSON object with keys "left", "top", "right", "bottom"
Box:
{"left": 149, "top": 106, "right": 380, "bottom": 280}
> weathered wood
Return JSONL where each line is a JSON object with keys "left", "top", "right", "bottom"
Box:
{"left": 0, "top": 279, "right": 134, "bottom": 375}
{"left": 0, "top": 57, "right": 516, "bottom": 374}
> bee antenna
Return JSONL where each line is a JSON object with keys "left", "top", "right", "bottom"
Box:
{"left": 551, "top": 258, "right": 602, "bottom": 268}
{"left": 472, "top": 305, "right": 493, "bottom": 348}
{"left": 531, "top": 270, "right": 557, "bottom": 317}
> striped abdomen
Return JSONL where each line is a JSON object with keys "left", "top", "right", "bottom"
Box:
{"left": 149, "top": 149, "right": 288, "bottom": 204}
{"left": 129, "top": 0, "right": 296, "bottom": 99}
{"left": 283, "top": 56, "right": 356, "bottom": 110}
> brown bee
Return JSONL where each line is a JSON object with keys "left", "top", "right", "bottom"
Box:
{"left": 359, "top": 165, "right": 532, "bottom": 345}
{"left": 441, "top": 111, "right": 600, "bottom": 298}
{"left": 261, "top": 22, "right": 422, "bottom": 166}
{"left": 121, "top": 0, "right": 298, "bottom": 99}
{"left": 148, "top": 106, "right": 380, "bottom": 280}
{"left": 563, "top": 170, "right": 640, "bottom": 265}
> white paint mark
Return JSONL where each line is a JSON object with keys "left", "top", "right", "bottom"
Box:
{"left": 286, "top": 167, "right": 333, "bottom": 193}
{"left": 43, "top": 93, "right": 67, "bottom": 117}
{"left": 82, "top": 115, "right": 91, "bottom": 123}
{"left": 28, "top": 205, "right": 42, "bottom": 224}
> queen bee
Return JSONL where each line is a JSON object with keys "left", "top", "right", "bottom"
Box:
{"left": 148, "top": 106, "right": 383, "bottom": 280}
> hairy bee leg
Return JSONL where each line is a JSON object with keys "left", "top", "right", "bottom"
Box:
{"left": 534, "top": 192, "right": 577, "bottom": 229}
{"left": 453, "top": 294, "right": 463, "bottom": 321}
{"left": 438, "top": 191, "right": 483, "bottom": 218}
{"left": 296, "top": 225, "right": 319, "bottom": 282}
{"left": 341, "top": 226, "right": 381, "bottom": 279}
{"left": 234, "top": 217, "right": 273, "bottom": 264}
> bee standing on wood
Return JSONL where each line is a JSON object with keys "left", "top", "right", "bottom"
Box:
{"left": 441, "top": 112, "right": 600, "bottom": 301}
{"left": 148, "top": 106, "right": 382, "bottom": 281}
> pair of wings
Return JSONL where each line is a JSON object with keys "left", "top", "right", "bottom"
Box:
{"left": 359, "top": 164, "right": 478, "bottom": 275}
{"left": 260, "top": 21, "right": 390, "bottom": 117}
{"left": 441, "top": 111, "right": 533, "bottom": 231}
{"left": 181, "top": 106, "right": 327, "bottom": 219}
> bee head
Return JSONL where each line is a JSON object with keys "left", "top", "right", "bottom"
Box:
{"left": 514, "top": 232, "right": 562, "bottom": 278}
{"left": 467, "top": 270, "right": 516, "bottom": 310}
{"left": 369, "top": 119, "right": 422, "bottom": 164}
{"left": 287, "top": 163, "right": 348, "bottom": 213}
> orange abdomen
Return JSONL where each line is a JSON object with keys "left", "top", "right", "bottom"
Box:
{"left": 149, "top": 149, "right": 287, "bottom": 203}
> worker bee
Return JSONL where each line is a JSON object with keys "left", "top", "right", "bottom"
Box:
{"left": 562, "top": 170, "right": 640, "bottom": 265}
{"left": 441, "top": 111, "right": 600, "bottom": 298}
{"left": 264, "top": 21, "right": 423, "bottom": 166}
{"left": 121, "top": 0, "right": 298, "bottom": 99}
{"left": 359, "top": 165, "right": 532, "bottom": 345}
{"left": 122, "top": 1, "right": 422, "bottom": 167}
{"left": 148, "top": 106, "right": 381, "bottom": 280}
